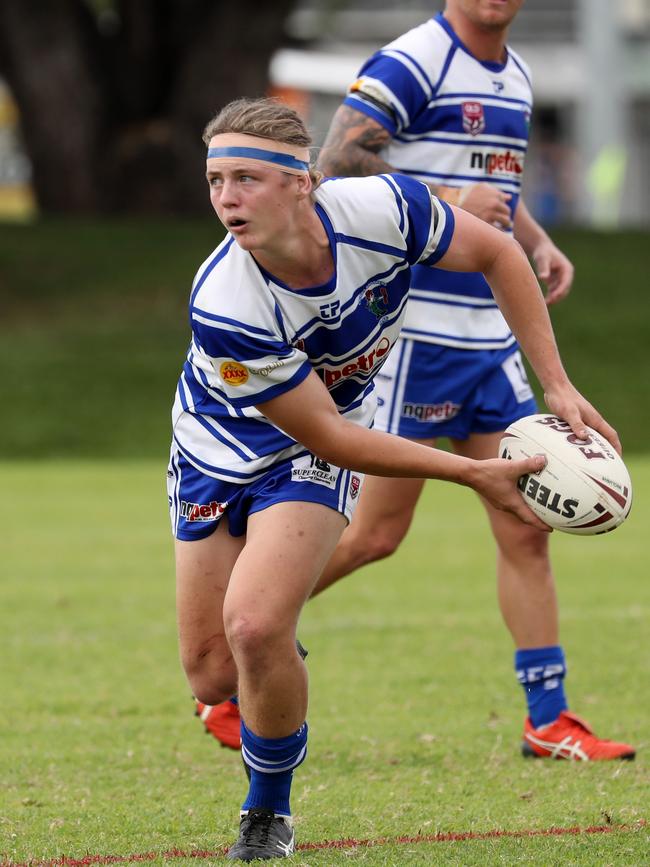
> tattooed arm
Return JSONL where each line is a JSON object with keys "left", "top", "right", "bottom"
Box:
{"left": 317, "top": 105, "right": 394, "bottom": 178}
{"left": 316, "top": 105, "right": 453, "bottom": 199}
{"left": 317, "top": 104, "right": 511, "bottom": 225}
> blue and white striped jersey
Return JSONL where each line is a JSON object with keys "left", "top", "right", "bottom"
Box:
{"left": 172, "top": 174, "right": 453, "bottom": 482}
{"left": 344, "top": 12, "right": 533, "bottom": 350}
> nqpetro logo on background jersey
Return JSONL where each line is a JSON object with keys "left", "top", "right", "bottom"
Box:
{"left": 462, "top": 101, "right": 485, "bottom": 136}
{"left": 220, "top": 360, "right": 249, "bottom": 386}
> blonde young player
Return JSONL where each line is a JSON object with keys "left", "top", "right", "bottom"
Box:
{"left": 172, "top": 96, "right": 621, "bottom": 860}
{"left": 200, "top": 1, "right": 635, "bottom": 763}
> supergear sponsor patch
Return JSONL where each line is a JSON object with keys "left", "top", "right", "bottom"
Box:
{"left": 290, "top": 454, "right": 339, "bottom": 489}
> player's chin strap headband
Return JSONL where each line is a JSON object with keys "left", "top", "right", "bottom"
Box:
{"left": 207, "top": 133, "right": 310, "bottom": 176}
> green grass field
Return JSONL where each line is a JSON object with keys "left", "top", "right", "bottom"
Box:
{"left": 1, "top": 220, "right": 648, "bottom": 862}
{"left": 2, "top": 459, "right": 648, "bottom": 865}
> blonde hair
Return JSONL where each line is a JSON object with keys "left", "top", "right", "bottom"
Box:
{"left": 203, "top": 97, "right": 322, "bottom": 188}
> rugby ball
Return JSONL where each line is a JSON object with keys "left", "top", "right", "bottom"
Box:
{"left": 499, "top": 414, "right": 632, "bottom": 535}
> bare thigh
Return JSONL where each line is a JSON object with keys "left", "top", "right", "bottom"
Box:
{"left": 450, "top": 430, "right": 551, "bottom": 551}
{"left": 175, "top": 517, "right": 246, "bottom": 703}
{"left": 222, "top": 501, "right": 348, "bottom": 735}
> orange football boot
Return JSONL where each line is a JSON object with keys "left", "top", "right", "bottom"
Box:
{"left": 523, "top": 711, "right": 635, "bottom": 761}
{"left": 195, "top": 699, "right": 241, "bottom": 750}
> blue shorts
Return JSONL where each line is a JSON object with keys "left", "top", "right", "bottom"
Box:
{"left": 373, "top": 338, "right": 537, "bottom": 440}
{"left": 167, "top": 445, "right": 364, "bottom": 541}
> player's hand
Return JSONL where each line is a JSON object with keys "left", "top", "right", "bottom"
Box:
{"left": 459, "top": 182, "right": 512, "bottom": 229}
{"left": 531, "top": 238, "right": 574, "bottom": 305}
{"left": 468, "top": 454, "right": 552, "bottom": 531}
{"left": 543, "top": 382, "right": 622, "bottom": 455}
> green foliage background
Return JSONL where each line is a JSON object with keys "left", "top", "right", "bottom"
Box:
{"left": 0, "top": 220, "right": 648, "bottom": 458}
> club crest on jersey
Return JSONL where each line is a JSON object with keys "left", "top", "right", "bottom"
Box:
{"left": 363, "top": 281, "right": 389, "bottom": 319}
{"left": 462, "top": 101, "right": 485, "bottom": 136}
{"left": 220, "top": 360, "right": 248, "bottom": 386}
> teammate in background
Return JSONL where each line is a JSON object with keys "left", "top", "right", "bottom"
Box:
{"left": 313, "top": 0, "right": 635, "bottom": 761}
{"left": 198, "top": 1, "right": 636, "bottom": 763}
{"left": 172, "top": 96, "right": 618, "bottom": 860}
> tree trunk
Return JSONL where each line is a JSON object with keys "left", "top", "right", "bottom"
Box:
{"left": 0, "top": 0, "right": 298, "bottom": 214}
{"left": 0, "top": 0, "right": 107, "bottom": 211}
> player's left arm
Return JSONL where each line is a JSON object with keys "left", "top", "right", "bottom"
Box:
{"left": 434, "top": 205, "right": 620, "bottom": 451}
{"left": 514, "top": 198, "right": 574, "bottom": 306}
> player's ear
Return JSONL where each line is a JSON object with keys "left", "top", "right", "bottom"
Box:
{"left": 295, "top": 172, "right": 313, "bottom": 200}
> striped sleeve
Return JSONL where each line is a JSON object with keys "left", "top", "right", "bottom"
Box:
{"left": 384, "top": 174, "right": 454, "bottom": 266}
{"left": 343, "top": 47, "right": 434, "bottom": 135}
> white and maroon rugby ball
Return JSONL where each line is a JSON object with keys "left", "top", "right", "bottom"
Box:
{"left": 499, "top": 414, "right": 632, "bottom": 535}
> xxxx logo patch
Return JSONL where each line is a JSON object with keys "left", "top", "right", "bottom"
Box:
{"left": 220, "top": 361, "right": 249, "bottom": 386}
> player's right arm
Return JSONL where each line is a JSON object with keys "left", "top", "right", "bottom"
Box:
{"left": 256, "top": 369, "right": 550, "bottom": 531}
{"left": 318, "top": 105, "right": 394, "bottom": 178}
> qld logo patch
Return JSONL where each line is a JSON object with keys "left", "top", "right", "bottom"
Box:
{"left": 350, "top": 474, "right": 362, "bottom": 500}
{"left": 220, "top": 361, "right": 248, "bottom": 386}
{"left": 462, "top": 101, "right": 485, "bottom": 136}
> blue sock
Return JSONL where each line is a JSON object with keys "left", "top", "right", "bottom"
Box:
{"left": 515, "top": 645, "right": 568, "bottom": 728}
{"left": 241, "top": 720, "right": 308, "bottom": 817}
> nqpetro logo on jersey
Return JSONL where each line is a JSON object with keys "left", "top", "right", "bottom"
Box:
{"left": 322, "top": 336, "right": 392, "bottom": 388}
{"left": 470, "top": 150, "right": 523, "bottom": 178}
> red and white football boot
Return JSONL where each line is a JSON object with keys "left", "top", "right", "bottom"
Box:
{"left": 195, "top": 699, "right": 241, "bottom": 750}
{"left": 522, "top": 711, "right": 636, "bottom": 761}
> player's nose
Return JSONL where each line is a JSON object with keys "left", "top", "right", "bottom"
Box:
{"left": 218, "top": 178, "right": 240, "bottom": 206}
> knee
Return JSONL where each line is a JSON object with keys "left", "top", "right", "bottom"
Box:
{"left": 497, "top": 519, "right": 551, "bottom": 564}
{"left": 181, "top": 645, "right": 238, "bottom": 705}
{"left": 224, "top": 612, "right": 285, "bottom": 665}
{"left": 347, "top": 521, "right": 406, "bottom": 566}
